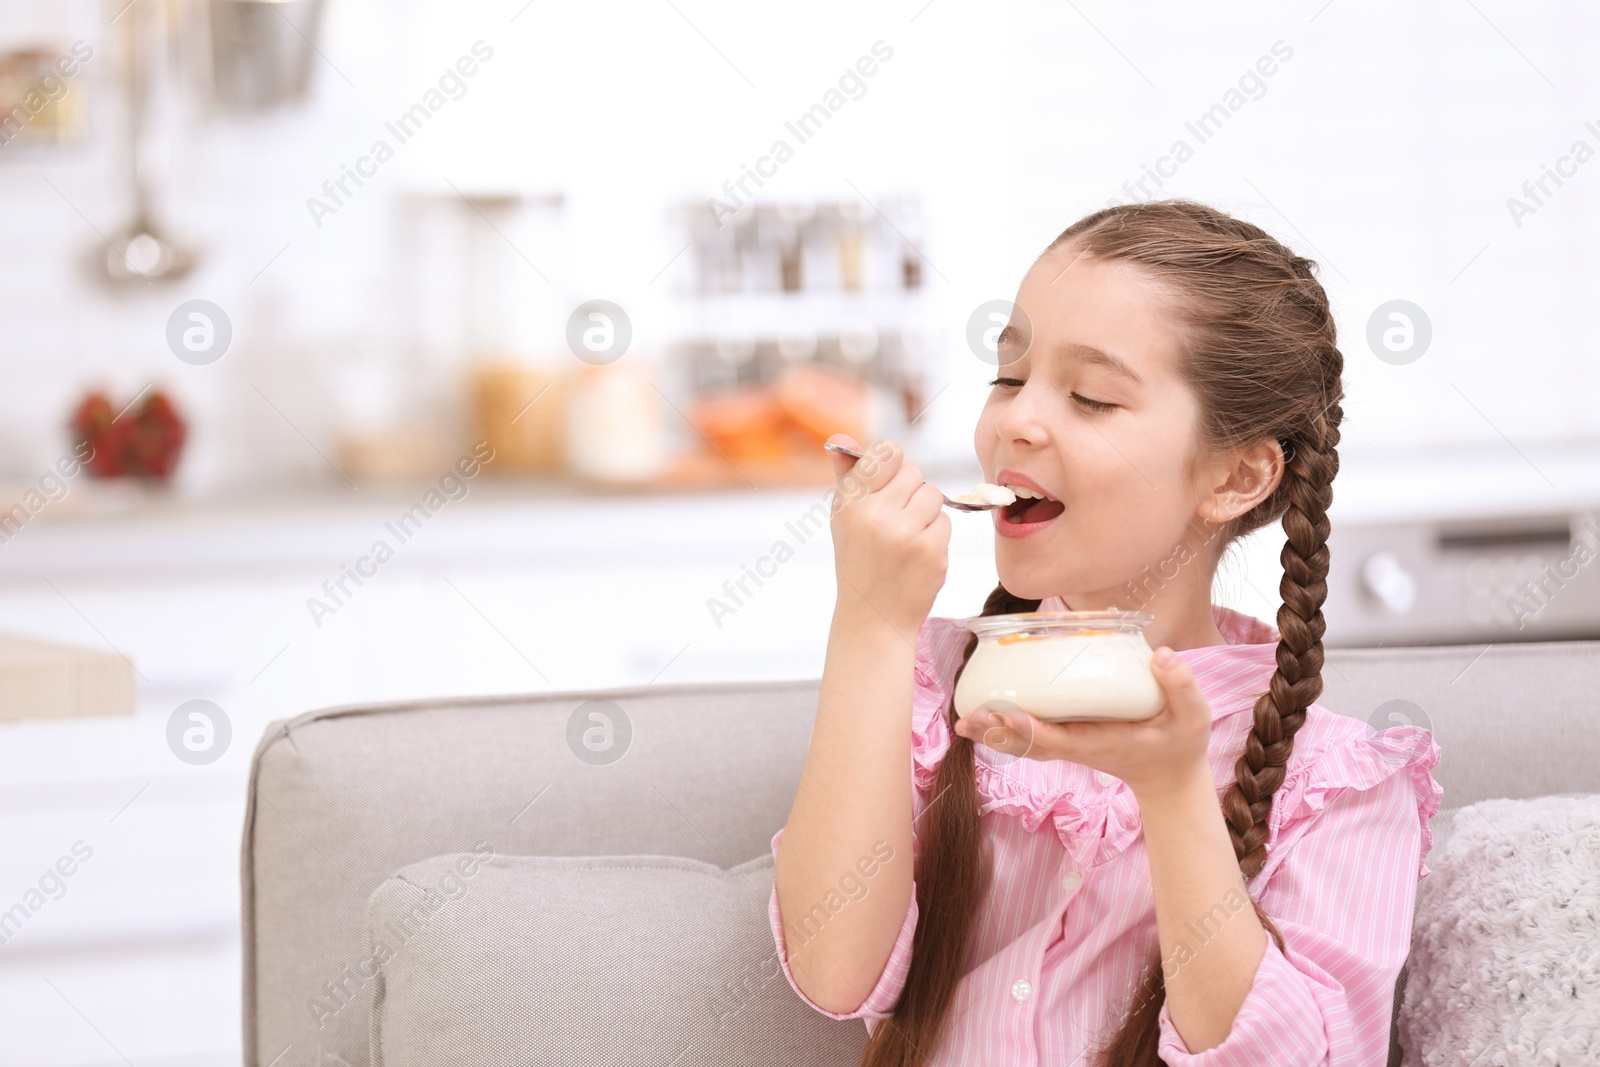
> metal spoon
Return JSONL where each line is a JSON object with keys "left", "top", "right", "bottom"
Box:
{"left": 822, "top": 441, "right": 1006, "bottom": 512}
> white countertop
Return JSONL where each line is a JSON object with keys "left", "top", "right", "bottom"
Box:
{"left": 7, "top": 441, "right": 1598, "bottom": 583}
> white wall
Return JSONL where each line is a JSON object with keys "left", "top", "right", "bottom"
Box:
{"left": 1, "top": 0, "right": 1596, "bottom": 496}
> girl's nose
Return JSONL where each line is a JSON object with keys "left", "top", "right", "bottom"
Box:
{"left": 995, "top": 383, "right": 1051, "bottom": 448}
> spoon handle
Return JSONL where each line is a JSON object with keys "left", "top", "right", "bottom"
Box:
{"left": 820, "top": 441, "right": 998, "bottom": 512}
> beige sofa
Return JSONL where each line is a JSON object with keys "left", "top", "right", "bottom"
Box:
{"left": 239, "top": 638, "right": 1600, "bottom": 1066}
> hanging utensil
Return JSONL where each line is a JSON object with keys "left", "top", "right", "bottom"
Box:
{"left": 99, "top": 0, "right": 195, "bottom": 285}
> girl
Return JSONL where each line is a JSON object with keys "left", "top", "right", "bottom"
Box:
{"left": 768, "top": 200, "right": 1443, "bottom": 1066}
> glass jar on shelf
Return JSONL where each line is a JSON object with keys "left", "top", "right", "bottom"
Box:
{"left": 562, "top": 360, "right": 668, "bottom": 486}
{"left": 744, "top": 205, "right": 785, "bottom": 294}
{"left": 801, "top": 203, "right": 841, "bottom": 292}
{"left": 886, "top": 193, "right": 926, "bottom": 290}
{"left": 713, "top": 333, "right": 760, "bottom": 388}
{"left": 776, "top": 203, "right": 810, "bottom": 292}
{"left": 837, "top": 325, "right": 878, "bottom": 377}
{"left": 838, "top": 199, "right": 868, "bottom": 292}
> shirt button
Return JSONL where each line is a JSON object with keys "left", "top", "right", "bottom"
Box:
{"left": 1097, "top": 771, "right": 1117, "bottom": 787}
{"left": 1011, "top": 978, "right": 1033, "bottom": 1002}
{"left": 1062, "top": 869, "right": 1083, "bottom": 892}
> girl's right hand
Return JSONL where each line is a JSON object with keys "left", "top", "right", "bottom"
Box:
{"left": 826, "top": 433, "right": 952, "bottom": 635}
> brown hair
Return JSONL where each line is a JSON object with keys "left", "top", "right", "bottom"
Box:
{"left": 858, "top": 199, "right": 1343, "bottom": 1066}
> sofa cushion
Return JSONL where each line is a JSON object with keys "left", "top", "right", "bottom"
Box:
{"left": 1398, "top": 794, "right": 1600, "bottom": 1065}
{"left": 365, "top": 849, "right": 869, "bottom": 1067}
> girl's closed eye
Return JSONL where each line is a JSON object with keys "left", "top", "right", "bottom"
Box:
{"left": 1070, "top": 393, "right": 1117, "bottom": 413}
{"left": 986, "top": 377, "right": 1117, "bottom": 412}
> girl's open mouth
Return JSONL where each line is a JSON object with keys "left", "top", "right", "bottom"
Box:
{"left": 1000, "top": 497, "right": 1066, "bottom": 525}
{"left": 998, "top": 495, "right": 1062, "bottom": 521}
{"left": 995, "top": 483, "right": 1065, "bottom": 537}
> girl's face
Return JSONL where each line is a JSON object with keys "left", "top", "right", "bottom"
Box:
{"left": 975, "top": 246, "right": 1230, "bottom": 607}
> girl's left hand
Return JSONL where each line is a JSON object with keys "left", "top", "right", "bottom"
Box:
{"left": 952, "top": 646, "right": 1215, "bottom": 803}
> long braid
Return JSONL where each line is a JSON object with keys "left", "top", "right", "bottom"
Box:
{"left": 1223, "top": 399, "right": 1342, "bottom": 879}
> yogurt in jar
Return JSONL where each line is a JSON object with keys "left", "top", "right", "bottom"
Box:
{"left": 953, "top": 610, "right": 1165, "bottom": 722}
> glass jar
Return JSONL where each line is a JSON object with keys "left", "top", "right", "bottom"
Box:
{"left": 953, "top": 611, "right": 1165, "bottom": 723}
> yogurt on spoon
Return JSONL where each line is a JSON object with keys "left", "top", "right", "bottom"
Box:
{"left": 951, "top": 482, "right": 1016, "bottom": 507}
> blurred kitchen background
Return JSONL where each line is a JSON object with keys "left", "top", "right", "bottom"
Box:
{"left": 1, "top": 0, "right": 1598, "bottom": 1064}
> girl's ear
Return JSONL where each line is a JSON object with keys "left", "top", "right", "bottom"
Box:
{"left": 1200, "top": 438, "right": 1285, "bottom": 524}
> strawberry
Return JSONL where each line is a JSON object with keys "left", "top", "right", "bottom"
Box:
{"left": 69, "top": 391, "right": 126, "bottom": 478}
{"left": 126, "top": 390, "right": 187, "bottom": 480}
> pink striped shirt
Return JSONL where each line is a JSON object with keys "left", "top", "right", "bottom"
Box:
{"left": 769, "top": 602, "right": 1444, "bottom": 1065}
